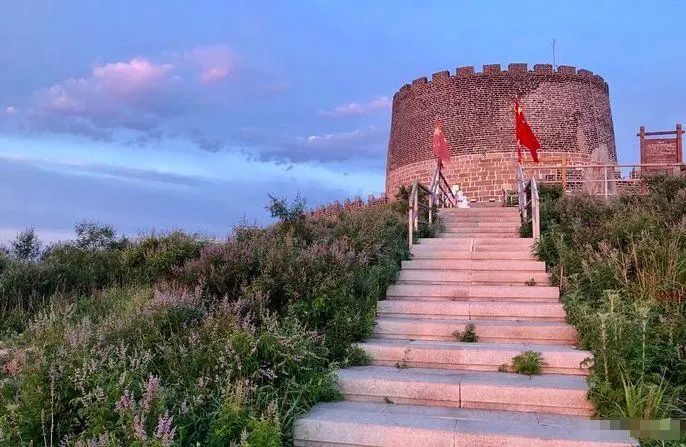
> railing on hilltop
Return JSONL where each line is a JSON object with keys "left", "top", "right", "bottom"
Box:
{"left": 515, "top": 162, "right": 685, "bottom": 240}
{"left": 407, "top": 161, "right": 458, "bottom": 248}
{"left": 523, "top": 162, "right": 684, "bottom": 199}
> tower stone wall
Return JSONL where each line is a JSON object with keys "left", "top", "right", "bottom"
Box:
{"left": 385, "top": 63, "right": 616, "bottom": 201}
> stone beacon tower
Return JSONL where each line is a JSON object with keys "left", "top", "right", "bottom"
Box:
{"left": 385, "top": 63, "right": 617, "bottom": 202}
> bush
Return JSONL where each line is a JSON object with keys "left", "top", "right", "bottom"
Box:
{"left": 122, "top": 231, "right": 204, "bottom": 283}
{"left": 534, "top": 176, "right": 686, "bottom": 425}
{"left": 0, "top": 202, "right": 409, "bottom": 445}
{"left": 0, "top": 225, "right": 205, "bottom": 324}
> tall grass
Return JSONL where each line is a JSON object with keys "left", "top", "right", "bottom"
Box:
{"left": 0, "top": 201, "right": 410, "bottom": 446}
{"left": 534, "top": 177, "right": 686, "bottom": 439}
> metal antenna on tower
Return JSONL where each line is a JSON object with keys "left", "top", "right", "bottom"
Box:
{"left": 550, "top": 39, "right": 557, "bottom": 70}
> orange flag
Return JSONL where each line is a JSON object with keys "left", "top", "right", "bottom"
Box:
{"left": 515, "top": 102, "right": 540, "bottom": 163}
{"left": 432, "top": 117, "right": 452, "bottom": 166}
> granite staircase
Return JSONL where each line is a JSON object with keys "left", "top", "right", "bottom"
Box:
{"left": 295, "top": 207, "right": 635, "bottom": 447}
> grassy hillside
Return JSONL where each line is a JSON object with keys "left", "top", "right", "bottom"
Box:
{"left": 0, "top": 198, "right": 410, "bottom": 446}
{"left": 534, "top": 176, "right": 686, "bottom": 444}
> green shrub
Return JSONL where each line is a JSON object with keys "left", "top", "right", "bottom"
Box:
{"left": 512, "top": 351, "right": 545, "bottom": 375}
{"left": 533, "top": 176, "right": 686, "bottom": 424}
{"left": 0, "top": 202, "right": 408, "bottom": 445}
{"left": 122, "top": 231, "right": 204, "bottom": 283}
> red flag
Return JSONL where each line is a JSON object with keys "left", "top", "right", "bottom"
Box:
{"left": 515, "top": 102, "right": 540, "bottom": 163}
{"left": 432, "top": 117, "right": 452, "bottom": 166}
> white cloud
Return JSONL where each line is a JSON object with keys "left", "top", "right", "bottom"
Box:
{"left": 319, "top": 96, "right": 391, "bottom": 118}
{"left": 4, "top": 106, "right": 17, "bottom": 115}
{"left": 24, "top": 45, "right": 236, "bottom": 142}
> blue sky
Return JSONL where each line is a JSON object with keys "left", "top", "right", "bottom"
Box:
{"left": 0, "top": 1, "right": 683, "bottom": 241}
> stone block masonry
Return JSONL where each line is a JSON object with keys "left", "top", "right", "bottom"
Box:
{"left": 386, "top": 63, "right": 616, "bottom": 201}
{"left": 387, "top": 151, "right": 591, "bottom": 203}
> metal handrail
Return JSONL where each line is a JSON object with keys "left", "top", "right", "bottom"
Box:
{"left": 517, "top": 165, "right": 540, "bottom": 241}
{"left": 408, "top": 160, "right": 458, "bottom": 248}
{"left": 526, "top": 161, "right": 683, "bottom": 199}
{"left": 407, "top": 181, "right": 431, "bottom": 247}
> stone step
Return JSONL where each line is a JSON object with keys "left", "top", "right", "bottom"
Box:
{"left": 387, "top": 283, "right": 559, "bottom": 301}
{"left": 378, "top": 299, "right": 566, "bottom": 322}
{"left": 442, "top": 208, "right": 520, "bottom": 214}
{"left": 336, "top": 366, "right": 593, "bottom": 416}
{"left": 442, "top": 227, "right": 519, "bottom": 234}
{"left": 417, "top": 237, "right": 534, "bottom": 246}
{"left": 397, "top": 270, "right": 550, "bottom": 285}
{"left": 442, "top": 221, "right": 520, "bottom": 228}
{"left": 443, "top": 229, "right": 520, "bottom": 235}
{"left": 360, "top": 339, "right": 591, "bottom": 376}
{"left": 374, "top": 316, "right": 577, "bottom": 344}
{"left": 441, "top": 216, "right": 521, "bottom": 222}
{"left": 443, "top": 217, "right": 520, "bottom": 223}
{"left": 294, "top": 401, "right": 636, "bottom": 447}
{"left": 410, "top": 249, "right": 535, "bottom": 260}
{"left": 441, "top": 232, "right": 520, "bottom": 238}
{"left": 402, "top": 259, "right": 546, "bottom": 271}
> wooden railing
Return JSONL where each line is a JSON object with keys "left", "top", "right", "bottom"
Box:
{"left": 407, "top": 161, "right": 458, "bottom": 248}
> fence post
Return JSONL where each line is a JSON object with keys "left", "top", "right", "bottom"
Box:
{"left": 603, "top": 165, "right": 608, "bottom": 200}
{"left": 677, "top": 123, "right": 683, "bottom": 164}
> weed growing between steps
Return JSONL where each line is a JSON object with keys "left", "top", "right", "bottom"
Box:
{"left": 496, "top": 351, "right": 545, "bottom": 375}
{"left": 0, "top": 199, "right": 409, "bottom": 446}
{"left": 453, "top": 323, "right": 478, "bottom": 342}
{"left": 512, "top": 351, "right": 545, "bottom": 375}
{"left": 395, "top": 348, "right": 411, "bottom": 369}
{"left": 533, "top": 177, "right": 686, "bottom": 438}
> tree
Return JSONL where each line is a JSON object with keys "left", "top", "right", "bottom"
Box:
{"left": 10, "top": 228, "right": 41, "bottom": 261}
{"left": 74, "top": 221, "right": 117, "bottom": 250}
{"left": 266, "top": 194, "right": 306, "bottom": 224}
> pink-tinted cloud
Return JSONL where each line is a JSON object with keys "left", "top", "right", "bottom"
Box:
{"left": 92, "top": 58, "right": 174, "bottom": 96}
{"left": 180, "top": 45, "right": 234, "bottom": 84}
{"left": 33, "top": 57, "right": 176, "bottom": 119}
{"left": 319, "top": 96, "right": 391, "bottom": 118}
{"left": 25, "top": 47, "right": 237, "bottom": 142}
{"left": 21, "top": 45, "right": 288, "bottom": 154}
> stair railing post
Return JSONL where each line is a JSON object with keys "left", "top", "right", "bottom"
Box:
{"left": 413, "top": 187, "right": 419, "bottom": 230}
{"left": 532, "top": 178, "right": 540, "bottom": 241}
{"left": 517, "top": 164, "right": 527, "bottom": 221}
{"left": 408, "top": 204, "right": 413, "bottom": 248}
{"left": 428, "top": 193, "right": 433, "bottom": 225}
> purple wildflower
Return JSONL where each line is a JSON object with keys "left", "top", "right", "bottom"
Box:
{"left": 155, "top": 410, "right": 176, "bottom": 447}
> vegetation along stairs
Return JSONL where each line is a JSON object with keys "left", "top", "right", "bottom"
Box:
{"left": 295, "top": 207, "right": 636, "bottom": 446}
